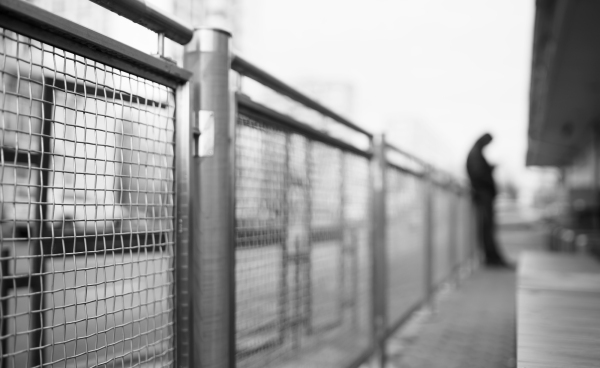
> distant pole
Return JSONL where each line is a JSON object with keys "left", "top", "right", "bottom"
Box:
{"left": 448, "top": 184, "right": 459, "bottom": 281}
{"left": 370, "top": 134, "right": 387, "bottom": 367}
{"left": 423, "top": 167, "right": 434, "bottom": 306}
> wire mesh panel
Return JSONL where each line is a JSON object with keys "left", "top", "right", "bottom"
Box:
{"left": 0, "top": 28, "right": 176, "bottom": 367}
{"left": 385, "top": 167, "right": 425, "bottom": 327}
{"left": 235, "top": 111, "right": 371, "bottom": 368}
{"left": 235, "top": 115, "right": 287, "bottom": 364}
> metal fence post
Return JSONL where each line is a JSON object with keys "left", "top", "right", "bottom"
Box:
{"left": 448, "top": 185, "right": 459, "bottom": 283}
{"left": 468, "top": 195, "right": 479, "bottom": 272}
{"left": 423, "top": 168, "right": 434, "bottom": 306}
{"left": 460, "top": 191, "right": 469, "bottom": 282}
{"left": 184, "top": 28, "right": 236, "bottom": 368}
{"left": 176, "top": 81, "right": 192, "bottom": 367}
{"left": 370, "top": 134, "right": 387, "bottom": 367}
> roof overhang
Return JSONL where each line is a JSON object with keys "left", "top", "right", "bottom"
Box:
{"left": 527, "top": 0, "right": 600, "bottom": 166}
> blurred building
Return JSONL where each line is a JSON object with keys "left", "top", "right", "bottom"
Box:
{"left": 527, "top": 0, "right": 600, "bottom": 248}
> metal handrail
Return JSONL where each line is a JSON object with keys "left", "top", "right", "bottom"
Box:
{"left": 385, "top": 142, "right": 430, "bottom": 169}
{"left": 232, "top": 54, "right": 373, "bottom": 139}
{"left": 0, "top": 0, "right": 192, "bottom": 88}
{"left": 386, "top": 142, "right": 468, "bottom": 189}
{"left": 237, "top": 93, "right": 372, "bottom": 159}
{"left": 89, "top": 0, "right": 193, "bottom": 45}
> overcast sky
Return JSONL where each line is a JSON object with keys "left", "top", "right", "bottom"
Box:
{"left": 74, "top": 0, "right": 539, "bottom": 189}
{"left": 235, "top": 0, "right": 535, "bottom": 184}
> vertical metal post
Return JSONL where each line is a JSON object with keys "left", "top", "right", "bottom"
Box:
{"left": 464, "top": 192, "right": 472, "bottom": 270}
{"left": 184, "top": 28, "right": 235, "bottom": 368}
{"left": 29, "top": 81, "right": 54, "bottom": 368}
{"left": 469, "top": 195, "right": 478, "bottom": 270}
{"left": 370, "top": 134, "right": 387, "bottom": 367}
{"left": 279, "top": 133, "right": 291, "bottom": 344}
{"left": 351, "top": 228, "right": 359, "bottom": 329}
{"left": 293, "top": 237, "right": 301, "bottom": 349}
{"left": 157, "top": 32, "right": 166, "bottom": 57}
{"left": 448, "top": 186, "right": 458, "bottom": 281}
{"left": 304, "top": 141, "right": 313, "bottom": 335}
{"left": 175, "top": 81, "right": 192, "bottom": 367}
{"left": 423, "top": 168, "right": 434, "bottom": 305}
{"left": 339, "top": 151, "right": 346, "bottom": 322}
{"left": 458, "top": 191, "right": 467, "bottom": 281}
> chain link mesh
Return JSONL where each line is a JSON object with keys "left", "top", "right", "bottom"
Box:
{"left": 0, "top": 28, "right": 176, "bottom": 368}
{"left": 235, "top": 112, "right": 371, "bottom": 368}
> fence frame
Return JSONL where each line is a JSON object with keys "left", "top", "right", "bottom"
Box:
{"left": 0, "top": 1, "right": 193, "bottom": 366}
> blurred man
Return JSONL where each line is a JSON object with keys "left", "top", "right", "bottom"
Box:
{"left": 466, "top": 133, "right": 510, "bottom": 267}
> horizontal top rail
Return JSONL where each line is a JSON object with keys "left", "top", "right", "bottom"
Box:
{"left": 232, "top": 54, "right": 373, "bottom": 139}
{"left": 385, "top": 142, "right": 430, "bottom": 170}
{"left": 237, "top": 93, "right": 372, "bottom": 159}
{"left": 0, "top": 0, "right": 192, "bottom": 88}
{"left": 88, "top": 0, "right": 194, "bottom": 45}
{"left": 386, "top": 161, "right": 426, "bottom": 179}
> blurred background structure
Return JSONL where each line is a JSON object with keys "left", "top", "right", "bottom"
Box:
{"left": 527, "top": 0, "right": 600, "bottom": 252}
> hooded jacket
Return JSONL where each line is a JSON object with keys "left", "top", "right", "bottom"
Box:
{"left": 466, "top": 135, "right": 496, "bottom": 197}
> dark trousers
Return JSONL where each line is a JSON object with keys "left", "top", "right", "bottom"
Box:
{"left": 473, "top": 191, "right": 505, "bottom": 265}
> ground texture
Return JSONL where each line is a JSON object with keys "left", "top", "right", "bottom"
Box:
{"left": 383, "top": 221, "right": 548, "bottom": 368}
{"left": 387, "top": 268, "right": 516, "bottom": 368}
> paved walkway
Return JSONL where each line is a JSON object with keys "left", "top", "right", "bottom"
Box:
{"left": 382, "top": 217, "right": 548, "bottom": 368}
{"left": 386, "top": 267, "right": 516, "bottom": 368}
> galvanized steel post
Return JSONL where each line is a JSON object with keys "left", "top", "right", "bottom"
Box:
{"left": 175, "top": 81, "right": 192, "bottom": 367}
{"left": 423, "top": 167, "right": 434, "bottom": 305}
{"left": 370, "top": 134, "right": 387, "bottom": 367}
{"left": 466, "top": 194, "right": 477, "bottom": 272}
{"left": 448, "top": 185, "right": 459, "bottom": 280}
{"left": 471, "top": 198, "right": 480, "bottom": 268}
{"left": 184, "top": 28, "right": 236, "bottom": 368}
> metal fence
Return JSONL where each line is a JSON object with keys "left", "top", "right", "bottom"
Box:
{"left": 0, "top": 1, "right": 191, "bottom": 367}
{"left": 1, "top": 2, "right": 477, "bottom": 368}
{"left": 229, "top": 52, "right": 477, "bottom": 367}
{"left": 234, "top": 109, "right": 372, "bottom": 368}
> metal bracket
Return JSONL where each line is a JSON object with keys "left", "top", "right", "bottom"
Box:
{"left": 194, "top": 110, "right": 215, "bottom": 157}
